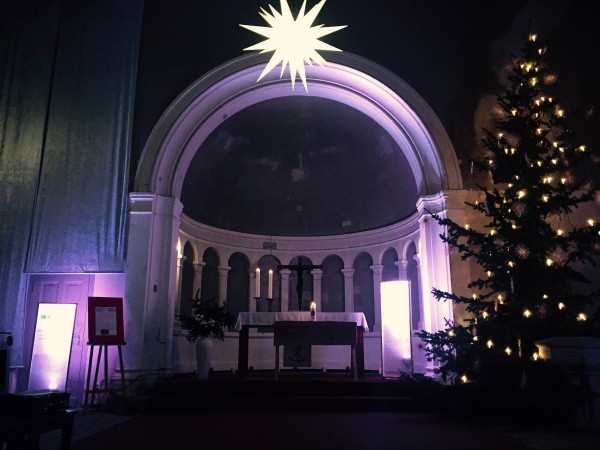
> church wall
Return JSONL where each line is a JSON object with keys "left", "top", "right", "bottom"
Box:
{"left": 0, "top": 1, "right": 143, "bottom": 381}
{"left": 0, "top": 1, "right": 60, "bottom": 368}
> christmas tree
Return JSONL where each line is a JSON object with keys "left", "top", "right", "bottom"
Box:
{"left": 417, "top": 30, "right": 600, "bottom": 385}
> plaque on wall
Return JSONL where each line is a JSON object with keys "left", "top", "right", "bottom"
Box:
{"left": 87, "top": 297, "right": 124, "bottom": 345}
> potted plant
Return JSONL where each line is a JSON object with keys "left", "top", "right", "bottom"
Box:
{"left": 177, "top": 295, "right": 236, "bottom": 379}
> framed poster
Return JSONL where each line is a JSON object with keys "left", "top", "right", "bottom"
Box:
{"left": 87, "top": 297, "right": 125, "bottom": 344}
{"left": 28, "top": 303, "right": 77, "bottom": 391}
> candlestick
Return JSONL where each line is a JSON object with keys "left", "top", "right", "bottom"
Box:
{"left": 255, "top": 267, "right": 260, "bottom": 298}
{"left": 268, "top": 269, "right": 273, "bottom": 299}
{"left": 310, "top": 301, "right": 316, "bottom": 320}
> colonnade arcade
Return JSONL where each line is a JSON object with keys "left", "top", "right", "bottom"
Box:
{"left": 175, "top": 217, "right": 423, "bottom": 334}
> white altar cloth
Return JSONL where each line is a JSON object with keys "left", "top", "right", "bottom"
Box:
{"left": 235, "top": 311, "right": 369, "bottom": 331}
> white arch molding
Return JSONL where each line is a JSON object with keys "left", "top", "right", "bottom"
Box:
{"left": 125, "top": 52, "right": 466, "bottom": 381}
{"left": 135, "top": 52, "right": 462, "bottom": 196}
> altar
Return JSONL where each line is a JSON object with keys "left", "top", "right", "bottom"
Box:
{"left": 235, "top": 312, "right": 369, "bottom": 378}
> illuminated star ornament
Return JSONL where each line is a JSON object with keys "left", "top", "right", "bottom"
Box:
{"left": 240, "top": 0, "right": 346, "bottom": 91}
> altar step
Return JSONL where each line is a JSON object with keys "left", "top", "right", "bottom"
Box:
{"left": 146, "top": 370, "right": 433, "bottom": 413}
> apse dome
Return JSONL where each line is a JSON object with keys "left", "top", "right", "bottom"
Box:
{"left": 180, "top": 96, "right": 418, "bottom": 236}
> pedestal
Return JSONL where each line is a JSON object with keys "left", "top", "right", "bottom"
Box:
{"left": 195, "top": 339, "right": 214, "bottom": 380}
{"left": 536, "top": 337, "right": 600, "bottom": 429}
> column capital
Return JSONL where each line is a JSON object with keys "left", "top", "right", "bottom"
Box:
{"left": 279, "top": 269, "right": 291, "bottom": 279}
{"left": 416, "top": 190, "right": 468, "bottom": 216}
{"left": 395, "top": 259, "right": 408, "bottom": 271}
{"left": 370, "top": 264, "right": 384, "bottom": 276}
{"left": 341, "top": 268, "right": 355, "bottom": 277}
{"left": 311, "top": 268, "right": 323, "bottom": 280}
{"left": 129, "top": 192, "right": 154, "bottom": 213}
{"left": 218, "top": 265, "right": 231, "bottom": 275}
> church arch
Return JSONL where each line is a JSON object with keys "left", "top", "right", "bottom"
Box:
{"left": 135, "top": 52, "right": 462, "bottom": 201}
{"left": 287, "top": 255, "right": 314, "bottom": 311}
{"left": 321, "top": 255, "right": 345, "bottom": 313}
{"left": 406, "top": 242, "right": 420, "bottom": 329}
{"left": 180, "top": 242, "right": 196, "bottom": 317}
{"left": 353, "top": 252, "right": 375, "bottom": 328}
{"left": 128, "top": 51, "right": 466, "bottom": 377}
{"left": 257, "top": 255, "right": 281, "bottom": 312}
{"left": 227, "top": 252, "right": 250, "bottom": 327}
{"left": 381, "top": 248, "right": 399, "bottom": 282}
{"left": 200, "top": 247, "right": 220, "bottom": 302}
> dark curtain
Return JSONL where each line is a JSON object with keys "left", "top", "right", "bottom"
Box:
{"left": 25, "top": 0, "right": 143, "bottom": 272}
{"left": 0, "top": 1, "right": 61, "bottom": 353}
{"left": 0, "top": 0, "right": 143, "bottom": 364}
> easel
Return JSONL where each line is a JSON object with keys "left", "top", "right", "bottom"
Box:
{"left": 83, "top": 342, "right": 126, "bottom": 410}
{"left": 84, "top": 297, "right": 126, "bottom": 411}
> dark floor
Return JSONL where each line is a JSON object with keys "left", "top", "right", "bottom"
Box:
{"left": 38, "top": 370, "right": 600, "bottom": 450}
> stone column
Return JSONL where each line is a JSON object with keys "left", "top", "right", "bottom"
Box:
{"left": 416, "top": 191, "right": 468, "bottom": 334}
{"left": 370, "top": 264, "right": 383, "bottom": 333}
{"left": 395, "top": 259, "right": 408, "bottom": 280}
{"left": 218, "top": 266, "right": 231, "bottom": 306}
{"left": 411, "top": 254, "right": 424, "bottom": 330}
{"left": 536, "top": 337, "right": 600, "bottom": 429}
{"left": 124, "top": 193, "right": 182, "bottom": 382}
{"left": 174, "top": 253, "right": 186, "bottom": 316}
{"left": 411, "top": 253, "right": 427, "bottom": 374}
{"left": 280, "top": 269, "right": 291, "bottom": 312}
{"left": 192, "top": 261, "right": 205, "bottom": 299}
{"left": 341, "top": 268, "right": 355, "bottom": 312}
{"left": 249, "top": 267, "right": 258, "bottom": 312}
{"left": 124, "top": 193, "right": 154, "bottom": 375}
{"left": 416, "top": 191, "right": 467, "bottom": 376}
{"left": 311, "top": 269, "right": 323, "bottom": 311}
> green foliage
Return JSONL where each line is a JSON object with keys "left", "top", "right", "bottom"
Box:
{"left": 178, "top": 295, "right": 236, "bottom": 342}
{"left": 417, "top": 30, "right": 600, "bottom": 385}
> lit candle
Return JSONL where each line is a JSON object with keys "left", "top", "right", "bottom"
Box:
{"left": 310, "top": 301, "right": 316, "bottom": 320}
{"left": 255, "top": 267, "right": 260, "bottom": 297}
{"left": 268, "top": 269, "right": 273, "bottom": 299}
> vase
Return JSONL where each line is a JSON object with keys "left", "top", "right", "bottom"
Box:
{"left": 195, "top": 338, "right": 214, "bottom": 380}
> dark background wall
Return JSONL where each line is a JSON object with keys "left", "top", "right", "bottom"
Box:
{"left": 132, "top": 0, "right": 600, "bottom": 192}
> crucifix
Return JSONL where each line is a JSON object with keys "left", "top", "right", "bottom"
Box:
{"left": 278, "top": 257, "right": 323, "bottom": 311}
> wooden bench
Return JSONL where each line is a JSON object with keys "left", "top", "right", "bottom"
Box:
{"left": 273, "top": 321, "right": 358, "bottom": 381}
{"left": 0, "top": 405, "right": 76, "bottom": 450}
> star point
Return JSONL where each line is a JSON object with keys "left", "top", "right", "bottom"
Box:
{"left": 240, "top": 0, "right": 346, "bottom": 92}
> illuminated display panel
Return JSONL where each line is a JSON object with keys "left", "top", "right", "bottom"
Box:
{"left": 28, "top": 303, "right": 77, "bottom": 391}
{"left": 380, "top": 280, "right": 411, "bottom": 378}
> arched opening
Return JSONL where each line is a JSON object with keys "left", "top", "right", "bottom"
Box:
{"left": 406, "top": 242, "right": 420, "bottom": 329}
{"left": 382, "top": 248, "right": 399, "bottom": 282}
{"left": 287, "top": 256, "right": 315, "bottom": 312}
{"left": 201, "top": 248, "right": 220, "bottom": 302}
{"left": 353, "top": 252, "right": 375, "bottom": 328}
{"left": 227, "top": 252, "right": 250, "bottom": 328}
{"left": 322, "top": 255, "right": 344, "bottom": 312}
{"left": 126, "top": 52, "right": 465, "bottom": 378}
{"left": 180, "top": 242, "right": 196, "bottom": 317}
{"left": 257, "top": 255, "right": 281, "bottom": 312}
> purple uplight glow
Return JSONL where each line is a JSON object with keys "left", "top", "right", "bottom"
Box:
{"left": 380, "top": 280, "right": 411, "bottom": 378}
{"left": 28, "top": 303, "right": 76, "bottom": 391}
